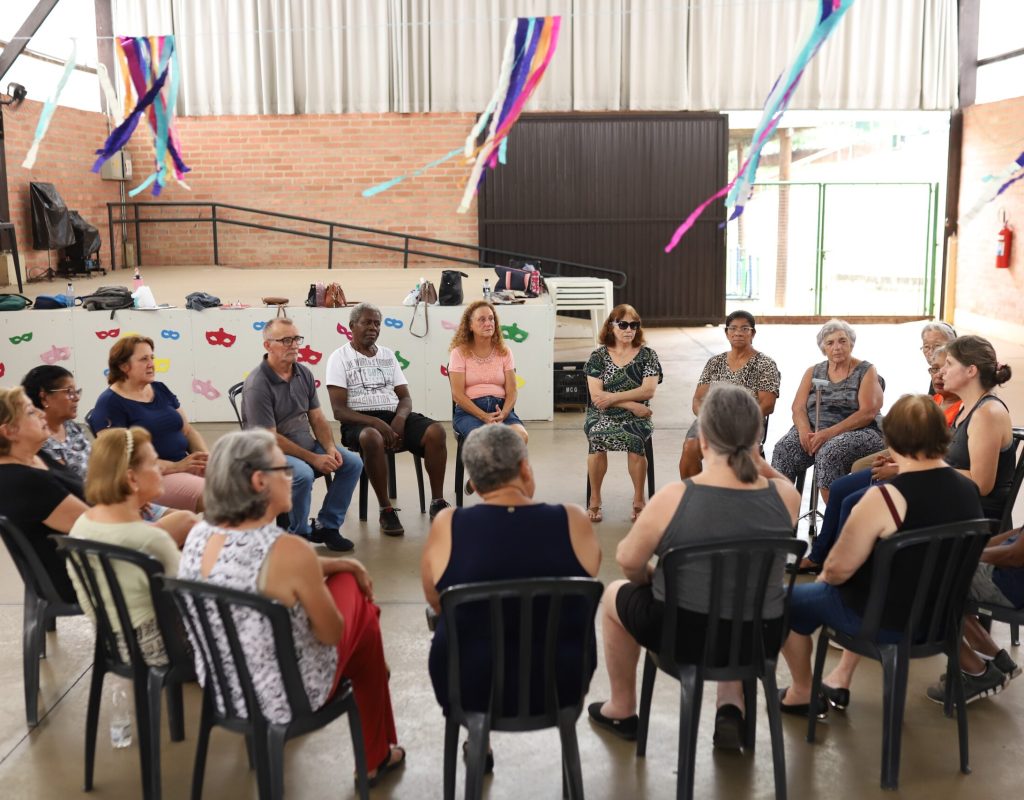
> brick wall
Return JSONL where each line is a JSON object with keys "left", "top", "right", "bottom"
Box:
{"left": 2, "top": 98, "right": 122, "bottom": 282}
{"left": 957, "top": 97, "right": 1024, "bottom": 328}
{"left": 123, "top": 112, "right": 480, "bottom": 270}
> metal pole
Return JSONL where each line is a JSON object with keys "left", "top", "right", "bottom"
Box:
{"left": 403, "top": 236, "right": 409, "bottom": 270}
{"left": 134, "top": 204, "right": 141, "bottom": 267}
{"left": 211, "top": 205, "right": 219, "bottom": 266}
{"left": 328, "top": 223, "right": 334, "bottom": 270}
{"left": 107, "top": 204, "right": 116, "bottom": 271}
{"left": 814, "top": 184, "right": 826, "bottom": 316}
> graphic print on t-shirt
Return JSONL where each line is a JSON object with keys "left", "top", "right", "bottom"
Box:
{"left": 325, "top": 344, "right": 408, "bottom": 412}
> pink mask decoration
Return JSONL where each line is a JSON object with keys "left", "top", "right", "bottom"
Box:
{"left": 441, "top": 319, "right": 458, "bottom": 330}
{"left": 336, "top": 323, "right": 353, "bottom": 341}
{"left": 440, "top": 364, "right": 449, "bottom": 377}
{"left": 205, "top": 327, "right": 237, "bottom": 347}
{"left": 314, "top": 379, "right": 322, "bottom": 388}
{"left": 192, "top": 378, "right": 221, "bottom": 401}
{"left": 0, "top": 362, "right": 5, "bottom": 378}
{"left": 40, "top": 345, "right": 72, "bottom": 365}
{"left": 297, "top": 345, "right": 322, "bottom": 365}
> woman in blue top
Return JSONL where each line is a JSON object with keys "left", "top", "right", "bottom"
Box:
{"left": 422, "top": 424, "right": 601, "bottom": 771}
{"left": 89, "top": 336, "right": 208, "bottom": 512}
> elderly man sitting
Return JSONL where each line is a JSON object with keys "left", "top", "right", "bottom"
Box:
{"left": 242, "top": 317, "right": 363, "bottom": 552}
{"left": 326, "top": 303, "right": 450, "bottom": 537}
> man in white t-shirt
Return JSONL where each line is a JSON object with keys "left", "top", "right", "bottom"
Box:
{"left": 326, "top": 303, "right": 449, "bottom": 536}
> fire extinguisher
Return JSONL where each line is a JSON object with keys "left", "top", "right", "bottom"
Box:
{"left": 996, "top": 211, "right": 1012, "bottom": 269}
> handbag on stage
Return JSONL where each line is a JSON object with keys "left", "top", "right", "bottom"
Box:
{"left": 438, "top": 270, "right": 466, "bottom": 305}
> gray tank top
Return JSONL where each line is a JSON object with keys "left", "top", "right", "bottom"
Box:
{"left": 653, "top": 480, "right": 794, "bottom": 618}
{"left": 808, "top": 360, "right": 876, "bottom": 430}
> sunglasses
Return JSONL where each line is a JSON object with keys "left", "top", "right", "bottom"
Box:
{"left": 614, "top": 320, "right": 641, "bottom": 331}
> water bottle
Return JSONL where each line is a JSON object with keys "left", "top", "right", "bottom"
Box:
{"left": 133, "top": 267, "right": 143, "bottom": 291}
{"left": 66, "top": 281, "right": 74, "bottom": 309}
{"left": 482, "top": 278, "right": 491, "bottom": 302}
{"left": 109, "top": 677, "right": 133, "bottom": 749}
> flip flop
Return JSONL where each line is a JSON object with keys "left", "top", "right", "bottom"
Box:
{"left": 588, "top": 506, "right": 603, "bottom": 523}
{"left": 364, "top": 746, "right": 406, "bottom": 788}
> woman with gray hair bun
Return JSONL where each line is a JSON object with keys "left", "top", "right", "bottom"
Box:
{"left": 421, "top": 424, "right": 600, "bottom": 770}
{"left": 178, "top": 430, "right": 406, "bottom": 785}
{"left": 770, "top": 319, "right": 885, "bottom": 503}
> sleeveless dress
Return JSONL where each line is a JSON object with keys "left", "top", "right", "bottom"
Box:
{"left": 178, "top": 520, "right": 338, "bottom": 724}
{"left": 428, "top": 503, "right": 593, "bottom": 713}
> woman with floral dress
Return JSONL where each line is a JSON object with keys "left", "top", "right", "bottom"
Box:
{"left": 584, "top": 305, "right": 663, "bottom": 523}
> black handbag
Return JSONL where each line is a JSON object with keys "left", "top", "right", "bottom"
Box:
{"left": 438, "top": 270, "right": 468, "bottom": 306}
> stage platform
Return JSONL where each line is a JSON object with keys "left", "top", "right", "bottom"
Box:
{"left": 2, "top": 266, "right": 561, "bottom": 423}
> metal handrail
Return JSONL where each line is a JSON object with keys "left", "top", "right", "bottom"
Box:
{"left": 106, "top": 201, "right": 628, "bottom": 288}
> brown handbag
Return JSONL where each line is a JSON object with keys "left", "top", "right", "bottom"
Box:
{"left": 324, "top": 282, "right": 356, "bottom": 308}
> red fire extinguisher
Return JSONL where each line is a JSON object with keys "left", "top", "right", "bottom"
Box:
{"left": 996, "top": 212, "right": 1012, "bottom": 269}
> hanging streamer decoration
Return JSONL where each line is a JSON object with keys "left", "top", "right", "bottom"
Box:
{"left": 22, "top": 40, "right": 78, "bottom": 169}
{"left": 664, "top": 0, "right": 855, "bottom": 253}
{"left": 92, "top": 35, "right": 190, "bottom": 197}
{"left": 962, "top": 149, "right": 1024, "bottom": 223}
{"left": 456, "top": 16, "right": 561, "bottom": 214}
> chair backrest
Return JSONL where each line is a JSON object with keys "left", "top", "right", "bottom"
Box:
{"left": 227, "top": 382, "right": 245, "bottom": 429}
{"left": 157, "top": 575, "right": 314, "bottom": 724}
{"left": 440, "top": 577, "right": 603, "bottom": 732}
{"left": 55, "top": 536, "right": 191, "bottom": 673}
{"left": 852, "top": 519, "right": 993, "bottom": 648}
{"left": 1000, "top": 427, "right": 1024, "bottom": 531}
{"left": 0, "top": 515, "right": 75, "bottom": 607}
{"left": 656, "top": 536, "right": 806, "bottom": 681}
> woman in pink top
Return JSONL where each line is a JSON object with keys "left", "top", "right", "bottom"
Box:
{"left": 448, "top": 301, "right": 528, "bottom": 443}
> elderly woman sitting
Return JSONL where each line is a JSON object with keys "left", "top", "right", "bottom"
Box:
{"left": 422, "top": 425, "right": 600, "bottom": 769}
{"left": 770, "top": 319, "right": 884, "bottom": 504}
{"left": 178, "top": 431, "right": 405, "bottom": 785}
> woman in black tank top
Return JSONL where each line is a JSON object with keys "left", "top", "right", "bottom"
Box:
{"left": 939, "top": 335, "right": 1015, "bottom": 517}
{"left": 779, "top": 396, "right": 984, "bottom": 715}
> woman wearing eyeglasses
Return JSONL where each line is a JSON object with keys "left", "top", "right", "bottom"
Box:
{"left": 679, "top": 310, "right": 780, "bottom": 479}
{"left": 584, "top": 305, "right": 663, "bottom": 523}
{"left": 21, "top": 366, "right": 91, "bottom": 493}
{"left": 89, "top": 336, "right": 208, "bottom": 513}
{"left": 920, "top": 321, "right": 957, "bottom": 393}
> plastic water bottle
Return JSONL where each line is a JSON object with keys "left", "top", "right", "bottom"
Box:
{"left": 133, "top": 267, "right": 143, "bottom": 291}
{"left": 482, "top": 278, "right": 491, "bottom": 302}
{"left": 66, "top": 281, "right": 74, "bottom": 309}
{"left": 110, "top": 677, "right": 133, "bottom": 748}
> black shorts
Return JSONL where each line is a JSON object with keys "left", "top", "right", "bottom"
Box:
{"left": 340, "top": 410, "right": 437, "bottom": 456}
{"left": 615, "top": 582, "right": 784, "bottom": 665}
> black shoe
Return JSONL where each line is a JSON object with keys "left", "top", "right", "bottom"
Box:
{"left": 462, "top": 741, "right": 494, "bottom": 774}
{"left": 777, "top": 688, "right": 828, "bottom": 719}
{"left": 310, "top": 520, "right": 355, "bottom": 552}
{"left": 822, "top": 683, "right": 850, "bottom": 711}
{"left": 712, "top": 704, "right": 745, "bottom": 751}
{"left": 380, "top": 507, "right": 405, "bottom": 536}
{"left": 428, "top": 498, "right": 451, "bottom": 520}
{"left": 587, "top": 702, "right": 638, "bottom": 741}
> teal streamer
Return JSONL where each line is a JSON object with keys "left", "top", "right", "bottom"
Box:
{"left": 22, "top": 40, "right": 77, "bottom": 167}
{"left": 362, "top": 147, "right": 463, "bottom": 198}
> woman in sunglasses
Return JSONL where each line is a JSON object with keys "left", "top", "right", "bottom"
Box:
{"left": 584, "top": 305, "right": 663, "bottom": 523}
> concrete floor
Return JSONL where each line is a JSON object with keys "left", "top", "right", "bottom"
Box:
{"left": 1, "top": 315, "right": 1022, "bottom": 799}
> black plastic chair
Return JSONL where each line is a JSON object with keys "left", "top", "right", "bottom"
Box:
{"left": 0, "top": 516, "right": 82, "bottom": 726}
{"left": 55, "top": 537, "right": 194, "bottom": 800}
{"left": 454, "top": 430, "right": 468, "bottom": 507}
{"left": 635, "top": 535, "right": 806, "bottom": 800}
{"left": 439, "top": 577, "right": 603, "bottom": 800}
{"left": 998, "top": 427, "right": 1024, "bottom": 533}
{"left": 806, "top": 519, "right": 994, "bottom": 790}
{"left": 356, "top": 446, "right": 426, "bottom": 520}
{"left": 585, "top": 437, "right": 655, "bottom": 508}
{"left": 157, "top": 575, "right": 369, "bottom": 800}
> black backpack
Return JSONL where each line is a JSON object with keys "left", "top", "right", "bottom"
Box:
{"left": 438, "top": 270, "right": 468, "bottom": 306}
{"left": 80, "top": 286, "right": 134, "bottom": 318}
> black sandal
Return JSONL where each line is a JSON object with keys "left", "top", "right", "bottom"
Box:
{"left": 365, "top": 746, "right": 406, "bottom": 788}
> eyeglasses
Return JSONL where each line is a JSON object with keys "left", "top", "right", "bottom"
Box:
{"left": 920, "top": 344, "right": 943, "bottom": 354}
{"left": 726, "top": 326, "right": 753, "bottom": 334}
{"left": 357, "top": 366, "right": 388, "bottom": 391}
{"left": 268, "top": 336, "right": 304, "bottom": 347}
{"left": 614, "top": 320, "right": 641, "bottom": 331}
{"left": 927, "top": 366, "right": 942, "bottom": 375}
{"left": 47, "top": 387, "right": 82, "bottom": 398}
{"left": 257, "top": 465, "right": 294, "bottom": 478}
